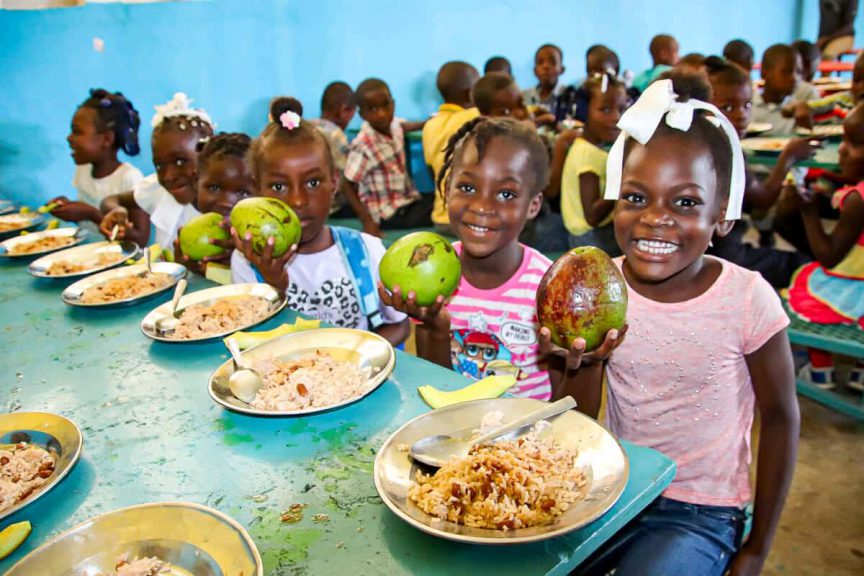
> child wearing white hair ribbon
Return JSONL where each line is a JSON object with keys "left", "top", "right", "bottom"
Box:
{"left": 100, "top": 93, "right": 215, "bottom": 252}
{"left": 541, "top": 79, "right": 799, "bottom": 576}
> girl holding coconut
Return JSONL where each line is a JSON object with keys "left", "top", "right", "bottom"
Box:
{"left": 229, "top": 99, "right": 410, "bottom": 347}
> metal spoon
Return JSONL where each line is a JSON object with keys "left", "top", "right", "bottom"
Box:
{"left": 154, "top": 278, "right": 187, "bottom": 336}
{"left": 225, "top": 337, "right": 263, "bottom": 403}
{"left": 109, "top": 224, "right": 120, "bottom": 243}
{"left": 409, "top": 396, "right": 577, "bottom": 468}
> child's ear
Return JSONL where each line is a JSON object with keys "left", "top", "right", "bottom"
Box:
{"left": 331, "top": 169, "right": 341, "bottom": 195}
{"left": 527, "top": 192, "right": 543, "bottom": 220}
{"left": 715, "top": 219, "right": 735, "bottom": 238}
{"left": 101, "top": 130, "right": 116, "bottom": 150}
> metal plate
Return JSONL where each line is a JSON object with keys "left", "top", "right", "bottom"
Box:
{"left": 745, "top": 122, "right": 773, "bottom": 137}
{"left": 0, "top": 212, "right": 45, "bottom": 240}
{"left": 374, "top": 398, "right": 629, "bottom": 545}
{"left": 0, "top": 200, "right": 15, "bottom": 215}
{"left": 61, "top": 262, "right": 187, "bottom": 307}
{"left": 741, "top": 136, "right": 789, "bottom": 154}
{"left": 797, "top": 124, "right": 844, "bottom": 139}
{"left": 141, "top": 283, "right": 287, "bottom": 343}
{"left": 28, "top": 240, "right": 140, "bottom": 279}
{"left": 0, "top": 227, "right": 86, "bottom": 259}
{"left": 5, "top": 501, "right": 263, "bottom": 576}
{"left": 209, "top": 327, "right": 396, "bottom": 417}
{"left": 0, "top": 412, "right": 83, "bottom": 523}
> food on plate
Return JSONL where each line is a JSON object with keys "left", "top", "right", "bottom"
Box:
{"left": 80, "top": 273, "right": 173, "bottom": 304}
{"left": 249, "top": 351, "right": 369, "bottom": 411}
{"left": 45, "top": 251, "right": 126, "bottom": 276}
{"left": 0, "top": 443, "right": 56, "bottom": 514}
{"left": 0, "top": 215, "right": 35, "bottom": 233}
{"left": 170, "top": 295, "right": 270, "bottom": 340}
{"left": 408, "top": 436, "right": 588, "bottom": 530}
{"left": 7, "top": 235, "right": 75, "bottom": 255}
{"left": 379, "top": 231, "right": 462, "bottom": 306}
{"left": 536, "top": 246, "right": 628, "bottom": 352}
{"left": 98, "top": 556, "right": 176, "bottom": 576}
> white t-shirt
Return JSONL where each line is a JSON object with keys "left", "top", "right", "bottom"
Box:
{"left": 132, "top": 173, "right": 200, "bottom": 249}
{"left": 230, "top": 228, "right": 406, "bottom": 330}
{"left": 72, "top": 163, "right": 143, "bottom": 235}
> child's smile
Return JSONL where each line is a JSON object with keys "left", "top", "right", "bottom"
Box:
{"left": 197, "top": 155, "right": 255, "bottom": 216}
{"left": 67, "top": 107, "right": 105, "bottom": 165}
{"left": 152, "top": 129, "right": 200, "bottom": 205}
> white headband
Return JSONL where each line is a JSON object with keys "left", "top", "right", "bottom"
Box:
{"left": 151, "top": 92, "right": 215, "bottom": 130}
{"left": 603, "top": 79, "right": 744, "bottom": 220}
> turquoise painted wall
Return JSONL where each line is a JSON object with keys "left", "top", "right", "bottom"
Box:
{"left": 1, "top": 0, "right": 804, "bottom": 205}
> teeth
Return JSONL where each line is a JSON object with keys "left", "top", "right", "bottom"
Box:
{"left": 467, "top": 224, "right": 490, "bottom": 233}
{"left": 636, "top": 239, "right": 678, "bottom": 255}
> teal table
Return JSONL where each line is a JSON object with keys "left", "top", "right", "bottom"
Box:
{"left": 745, "top": 140, "right": 840, "bottom": 170}
{"left": 0, "top": 261, "right": 674, "bottom": 575}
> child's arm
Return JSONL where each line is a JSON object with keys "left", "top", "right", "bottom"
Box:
{"left": 731, "top": 330, "right": 799, "bottom": 576}
{"left": 544, "top": 129, "right": 580, "bottom": 199}
{"left": 800, "top": 188, "right": 864, "bottom": 268}
{"left": 339, "top": 178, "right": 384, "bottom": 238}
{"left": 378, "top": 283, "right": 452, "bottom": 368}
{"left": 48, "top": 199, "right": 102, "bottom": 225}
{"left": 401, "top": 120, "right": 427, "bottom": 133}
{"left": 539, "top": 327, "right": 627, "bottom": 416}
{"left": 579, "top": 172, "right": 616, "bottom": 227}
{"left": 99, "top": 191, "right": 151, "bottom": 246}
{"left": 374, "top": 318, "right": 411, "bottom": 348}
{"left": 744, "top": 139, "right": 819, "bottom": 209}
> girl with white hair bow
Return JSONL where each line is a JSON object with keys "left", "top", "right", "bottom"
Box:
{"left": 542, "top": 79, "right": 799, "bottom": 576}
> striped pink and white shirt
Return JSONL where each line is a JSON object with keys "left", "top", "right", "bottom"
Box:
{"left": 447, "top": 243, "right": 553, "bottom": 400}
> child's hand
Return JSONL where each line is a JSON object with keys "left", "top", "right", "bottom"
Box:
{"left": 377, "top": 282, "right": 451, "bottom": 334}
{"left": 100, "top": 207, "right": 131, "bottom": 239}
{"left": 538, "top": 325, "right": 628, "bottom": 370}
{"left": 792, "top": 102, "right": 813, "bottom": 129}
{"left": 50, "top": 200, "right": 101, "bottom": 224}
{"left": 231, "top": 227, "right": 295, "bottom": 293}
{"left": 780, "top": 137, "right": 820, "bottom": 164}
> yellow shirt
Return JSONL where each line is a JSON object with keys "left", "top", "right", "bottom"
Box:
{"left": 561, "top": 138, "right": 612, "bottom": 236}
{"left": 422, "top": 104, "right": 480, "bottom": 225}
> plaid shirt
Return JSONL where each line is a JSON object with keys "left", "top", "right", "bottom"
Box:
{"left": 343, "top": 119, "right": 419, "bottom": 223}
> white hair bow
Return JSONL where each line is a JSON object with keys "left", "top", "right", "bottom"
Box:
{"left": 603, "top": 79, "right": 744, "bottom": 220}
{"left": 151, "top": 92, "right": 215, "bottom": 130}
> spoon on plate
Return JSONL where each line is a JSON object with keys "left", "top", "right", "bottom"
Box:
{"left": 409, "top": 396, "right": 577, "bottom": 468}
{"left": 225, "top": 337, "right": 263, "bottom": 403}
{"left": 154, "top": 278, "right": 187, "bottom": 336}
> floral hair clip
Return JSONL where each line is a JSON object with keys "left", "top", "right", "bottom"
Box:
{"left": 279, "top": 111, "right": 301, "bottom": 130}
{"left": 151, "top": 92, "right": 215, "bottom": 130}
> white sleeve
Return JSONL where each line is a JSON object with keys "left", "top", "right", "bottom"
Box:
{"left": 132, "top": 173, "right": 163, "bottom": 215}
{"left": 230, "top": 250, "right": 259, "bottom": 284}
{"left": 119, "top": 164, "right": 144, "bottom": 194}
{"left": 362, "top": 233, "right": 407, "bottom": 324}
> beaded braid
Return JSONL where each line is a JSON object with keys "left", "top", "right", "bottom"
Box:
{"left": 436, "top": 117, "right": 551, "bottom": 203}
{"left": 81, "top": 88, "right": 142, "bottom": 156}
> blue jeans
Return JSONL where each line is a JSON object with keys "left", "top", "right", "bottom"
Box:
{"left": 576, "top": 497, "right": 746, "bottom": 576}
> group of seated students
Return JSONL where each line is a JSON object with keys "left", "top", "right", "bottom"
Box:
{"left": 45, "top": 32, "right": 863, "bottom": 575}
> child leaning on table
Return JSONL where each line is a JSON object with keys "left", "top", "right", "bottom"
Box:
{"left": 545, "top": 78, "right": 799, "bottom": 576}
{"left": 230, "top": 100, "right": 410, "bottom": 347}
{"left": 100, "top": 93, "right": 215, "bottom": 251}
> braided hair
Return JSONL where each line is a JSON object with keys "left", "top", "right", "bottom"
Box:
{"left": 436, "top": 117, "right": 550, "bottom": 201}
{"left": 197, "top": 132, "right": 252, "bottom": 173}
{"left": 80, "top": 88, "right": 142, "bottom": 156}
{"left": 248, "top": 98, "right": 333, "bottom": 180}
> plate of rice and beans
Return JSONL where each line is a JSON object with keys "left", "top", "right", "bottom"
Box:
{"left": 209, "top": 327, "right": 395, "bottom": 416}
{"left": 0, "top": 412, "right": 83, "bottom": 522}
{"left": 374, "top": 398, "right": 628, "bottom": 544}
{"left": 140, "top": 283, "right": 287, "bottom": 343}
{"left": 0, "top": 227, "right": 86, "bottom": 258}
{"left": 62, "top": 262, "right": 186, "bottom": 307}
{"left": 0, "top": 213, "right": 44, "bottom": 239}
{"left": 28, "top": 240, "right": 140, "bottom": 279}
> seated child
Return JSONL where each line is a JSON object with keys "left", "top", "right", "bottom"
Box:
{"left": 53, "top": 89, "right": 143, "bottom": 235}
{"left": 340, "top": 78, "right": 431, "bottom": 237}
{"left": 174, "top": 132, "right": 254, "bottom": 276}
{"left": 792, "top": 39, "right": 821, "bottom": 83}
{"left": 547, "top": 78, "right": 799, "bottom": 576}
{"left": 484, "top": 56, "right": 512, "bottom": 77}
{"left": 379, "top": 117, "right": 561, "bottom": 400}
{"left": 586, "top": 44, "right": 621, "bottom": 78}
{"left": 423, "top": 61, "right": 480, "bottom": 235}
{"left": 723, "top": 38, "right": 755, "bottom": 72}
{"left": 783, "top": 103, "right": 864, "bottom": 391}
{"left": 706, "top": 58, "right": 814, "bottom": 287}
{"left": 752, "top": 44, "right": 819, "bottom": 135}
{"left": 522, "top": 44, "right": 566, "bottom": 115}
{"left": 553, "top": 45, "right": 625, "bottom": 125}
{"left": 100, "top": 93, "right": 214, "bottom": 250}
{"left": 793, "top": 51, "right": 864, "bottom": 127}
{"left": 310, "top": 82, "right": 357, "bottom": 215}
{"left": 559, "top": 73, "right": 629, "bottom": 255}
{"left": 632, "top": 34, "right": 679, "bottom": 92}
{"left": 472, "top": 73, "right": 530, "bottom": 122}
{"left": 231, "top": 101, "right": 409, "bottom": 346}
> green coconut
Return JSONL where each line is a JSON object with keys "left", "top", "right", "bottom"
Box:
{"left": 379, "top": 232, "right": 461, "bottom": 306}
{"left": 178, "top": 212, "right": 230, "bottom": 261}
{"left": 229, "top": 197, "right": 301, "bottom": 258}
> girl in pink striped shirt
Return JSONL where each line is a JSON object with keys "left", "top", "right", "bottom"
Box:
{"left": 380, "top": 117, "right": 567, "bottom": 400}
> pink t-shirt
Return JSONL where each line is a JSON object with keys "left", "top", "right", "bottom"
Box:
{"left": 447, "top": 243, "right": 553, "bottom": 400}
{"left": 606, "top": 257, "right": 789, "bottom": 507}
